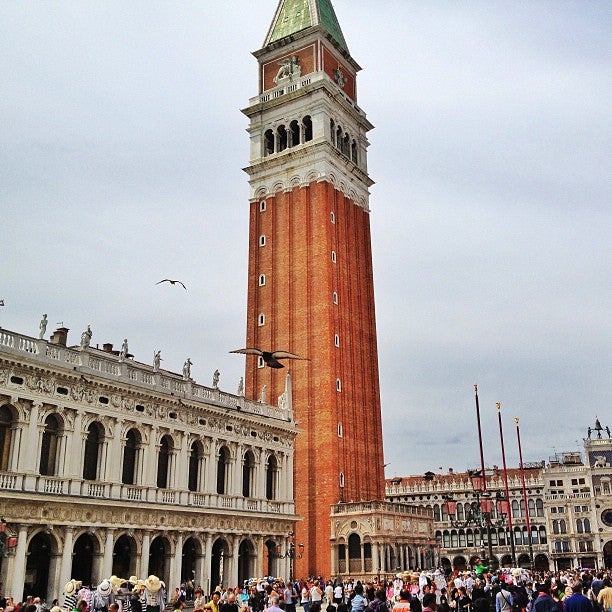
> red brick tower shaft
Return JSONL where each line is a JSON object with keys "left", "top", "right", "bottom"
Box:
{"left": 242, "top": 0, "right": 385, "bottom": 578}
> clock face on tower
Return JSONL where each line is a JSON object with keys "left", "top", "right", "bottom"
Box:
{"left": 602, "top": 509, "right": 612, "bottom": 527}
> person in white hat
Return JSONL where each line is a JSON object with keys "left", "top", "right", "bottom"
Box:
{"left": 63, "top": 580, "right": 80, "bottom": 611}
{"left": 144, "top": 576, "right": 165, "bottom": 612}
{"left": 93, "top": 580, "right": 114, "bottom": 612}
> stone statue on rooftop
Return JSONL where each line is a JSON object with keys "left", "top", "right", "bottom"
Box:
{"left": 153, "top": 350, "right": 162, "bottom": 371}
{"left": 119, "top": 338, "right": 129, "bottom": 361}
{"left": 38, "top": 314, "right": 48, "bottom": 339}
{"left": 183, "top": 358, "right": 193, "bottom": 380}
{"left": 80, "top": 325, "right": 92, "bottom": 349}
{"left": 237, "top": 377, "right": 244, "bottom": 397}
{"left": 260, "top": 384, "right": 267, "bottom": 403}
{"left": 212, "top": 369, "right": 220, "bottom": 388}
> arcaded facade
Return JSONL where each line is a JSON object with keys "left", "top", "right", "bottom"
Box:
{"left": 0, "top": 325, "right": 297, "bottom": 600}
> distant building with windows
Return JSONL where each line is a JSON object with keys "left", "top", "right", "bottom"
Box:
{"left": 386, "top": 420, "right": 612, "bottom": 572}
{"left": 386, "top": 466, "right": 550, "bottom": 571}
{"left": 0, "top": 325, "right": 298, "bottom": 600}
{"left": 543, "top": 419, "right": 612, "bottom": 570}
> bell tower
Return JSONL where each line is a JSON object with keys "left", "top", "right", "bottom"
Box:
{"left": 241, "top": 0, "right": 385, "bottom": 577}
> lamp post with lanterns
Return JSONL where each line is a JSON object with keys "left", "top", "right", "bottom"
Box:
{"left": 275, "top": 531, "right": 304, "bottom": 582}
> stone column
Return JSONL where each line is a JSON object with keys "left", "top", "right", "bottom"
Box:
{"left": 101, "top": 529, "right": 115, "bottom": 577}
{"left": 371, "top": 542, "right": 380, "bottom": 575}
{"left": 107, "top": 418, "right": 123, "bottom": 483}
{"left": 229, "top": 534, "right": 240, "bottom": 587}
{"left": 23, "top": 401, "right": 41, "bottom": 472}
{"left": 170, "top": 532, "right": 184, "bottom": 593}
{"left": 203, "top": 533, "right": 213, "bottom": 595}
{"left": 8, "top": 524, "right": 29, "bottom": 601}
{"left": 140, "top": 531, "right": 151, "bottom": 578}
{"left": 59, "top": 527, "right": 75, "bottom": 596}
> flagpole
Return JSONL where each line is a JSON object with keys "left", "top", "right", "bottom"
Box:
{"left": 497, "top": 402, "right": 516, "bottom": 566}
{"left": 515, "top": 417, "right": 534, "bottom": 568}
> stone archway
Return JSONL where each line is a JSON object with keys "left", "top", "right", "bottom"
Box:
{"left": 72, "top": 532, "right": 98, "bottom": 585}
{"left": 24, "top": 531, "right": 53, "bottom": 600}
{"left": 603, "top": 540, "right": 612, "bottom": 569}
{"left": 211, "top": 538, "right": 229, "bottom": 590}
{"left": 113, "top": 534, "right": 136, "bottom": 578}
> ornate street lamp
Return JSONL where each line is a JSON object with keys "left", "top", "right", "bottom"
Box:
{"left": 275, "top": 531, "right": 304, "bottom": 582}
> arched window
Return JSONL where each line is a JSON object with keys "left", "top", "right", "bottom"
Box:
{"left": 511, "top": 499, "right": 520, "bottom": 518}
{"left": 336, "top": 125, "right": 343, "bottom": 149}
{"left": 290, "top": 120, "right": 300, "bottom": 147}
{"left": 188, "top": 441, "right": 203, "bottom": 492}
{"left": 0, "top": 405, "right": 13, "bottom": 471}
{"left": 450, "top": 530, "right": 458, "bottom": 548}
{"left": 264, "top": 129, "right": 274, "bottom": 155}
{"left": 303, "top": 116, "right": 313, "bottom": 142}
{"left": 217, "top": 446, "right": 230, "bottom": 494}
{"left": 433, "top": 505, "right": 441, "bottom": 521}
{"left": 242, "top": 450, "right": 255, "bottom": 497}
{"left": 330, "top": 119, "right": 336, "bottom": 147}
{"left": 348, "top": 533, "right": 361, "bottom": 560}
{"left": 539, "top": 526, "right": 547, "bottom": 544}
{"left": 122, "top": 428, "right": 139, "bottom": 485}
{"left": 531, "top": 526, "right": 539, "bottom": 544}
{"left": 351, "top": 140, "right": 358, "bottom": 164}
{"left": 528, "top": 499, "right": 536, "bottom": 515}
{"left": 40, "top": 413, "right": 61, "bottom": 476}
{"left": 536, "top": 498, "right": 544, "bottom": 517}
{"left": 157, "top": 435, "right": 172, "bottom": 488}
{"left": 266, "top": 454, "right": 278, "bottom": 500}
{"left": 458, "top": 530, "right": 466, "bottom": 547}
{"left": 277, "top": 125, "right": 287, "bottom": 152}
{"left": 443, "top": 531, "right": 451, "bottom": 547}
{"left": 457, "top": 503, "right": 465, "bottom": 521}
{"left": 559, "top": 518, "right": 567, "bottom": 534}
{"left": 83, "top": 422, "right": 102, "bottom": 481}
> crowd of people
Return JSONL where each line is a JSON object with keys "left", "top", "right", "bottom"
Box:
{"left": 1, "top": 565, "right": 612, "bottom": 612}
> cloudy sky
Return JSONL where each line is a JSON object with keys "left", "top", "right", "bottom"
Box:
{"left": 2, "top": 1, "right": 610, "bottom": 477}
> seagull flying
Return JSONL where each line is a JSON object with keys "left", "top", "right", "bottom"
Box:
{"left": 0, "top": 299, "right": 4, "bottom": 306}
{"left": 156, "top": 279, "right": 187, "bottom": 290}
{"left": 230, "top": 347, "right": 308, "bottom": 369}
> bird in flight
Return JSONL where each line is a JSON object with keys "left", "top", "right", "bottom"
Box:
{"left": 0, "top": 299, "right": 4, "bottom": 306}
{"left": 230, "top": 347, "right": 308, "bottom": 369}
{"left": 156, "top": 279, "right": 187, "bottom": 290}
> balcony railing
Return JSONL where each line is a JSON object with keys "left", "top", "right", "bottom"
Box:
{"left": 0, "top": 471, "right": 296, "bottom": 516}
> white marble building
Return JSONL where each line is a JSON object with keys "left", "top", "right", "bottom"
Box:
{"left": 0, "top": 325, "right": 298, "bottom": 601}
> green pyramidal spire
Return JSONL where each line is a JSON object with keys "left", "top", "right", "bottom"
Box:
{"left": 264, "top": 0, "right": 348, "bottom": 52}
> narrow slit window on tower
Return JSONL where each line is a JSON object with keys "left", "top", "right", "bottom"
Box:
{"left": 330, "top": 119, "right": 336, "bottom": 146}
{"left": 258, "top": 274, "right": 266, "bottom": 286}
{"left": 330, "top": 211, "right": 335, "bottom": 224}
{"left": 258, "top": 313, "right": 265, "bottom": 326}
{"left": 338, "top": 423, "right": 343, "bottom": 437}
{"left": 331, "top": 250, "right": 337, "bottom": 263}
{"left": 260, "top": 200, "right": 267, "bottom": 212}
{"left": 334, "top": 334, "right": 340, "bottom": 347}
{"left": 339, "top": 472, "right": 345, "bottom": 488}
{"left": 336, "top": 378, "right": 342, "bottom": 392}
{"left": 258, "top": 356, "right": 265, "bottom": 368}
{"left": 259, "top": 235, "right": 266, "bottom": 247}
{"left": 332, "top": 291, "right": 338, "bottom": 304}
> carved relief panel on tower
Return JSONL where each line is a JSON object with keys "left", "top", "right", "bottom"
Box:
{"left": 262, "top": 45, "right": 316, "bottom": 92}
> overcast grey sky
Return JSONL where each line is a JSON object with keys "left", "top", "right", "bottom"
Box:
{"left": 2, "top": 1, "right": 610, "bottom": 477}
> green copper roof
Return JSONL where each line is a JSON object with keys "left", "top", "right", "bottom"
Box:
{"left": 265, "top": 0, "right": 348, "bottom": 52}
